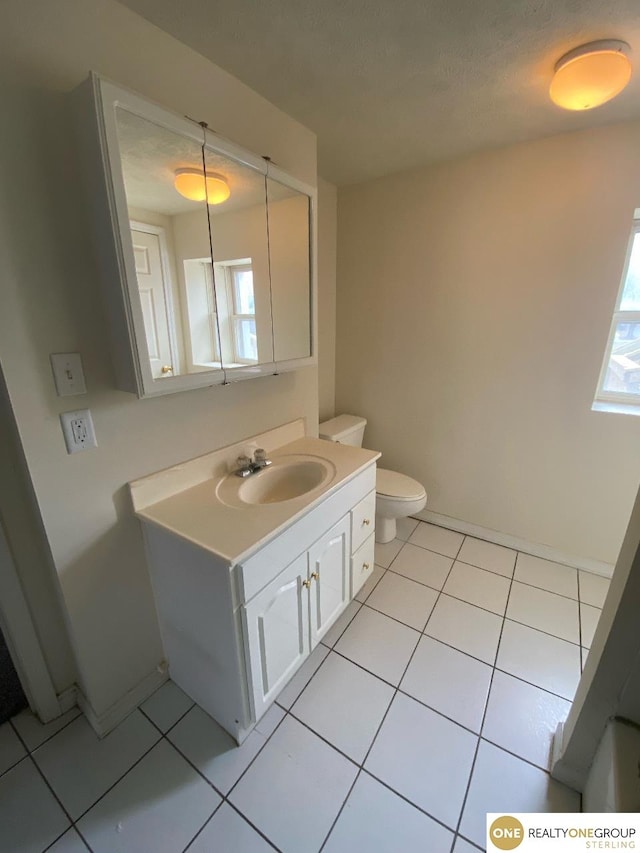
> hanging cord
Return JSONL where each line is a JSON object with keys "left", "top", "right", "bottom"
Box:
{"left": 200, "top": 123, "right": 229, "bottom": 385}
{"left": 263, "top": 157, "right": 277, "bottom": 372}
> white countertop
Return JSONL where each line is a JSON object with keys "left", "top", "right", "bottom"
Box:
{"left": 135, "top": 436, "right": 380, "bottom": 564}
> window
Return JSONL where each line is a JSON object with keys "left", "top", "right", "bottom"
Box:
{"left": 228, "top": 264, "right": 257, "bottom": 363}
{"left": 594, "top": 221, "right": 640, "bottom": 411}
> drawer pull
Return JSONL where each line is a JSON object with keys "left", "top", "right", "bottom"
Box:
{"left": 362, "top": 518, "right": 371, "bottom": 526}
{"left": 311, "top": 571, "right": 320, "bottom": 581}
{"left": 302, "top": 578, "right": 311, "bottom": 589}
{"left": 362, "top": 562, "right": 370, "bottom": 571}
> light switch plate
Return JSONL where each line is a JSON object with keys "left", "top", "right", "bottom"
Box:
{"left": 50, "top": 352, "right": 87, "bottom": 397}
{"left": 60, "top": 409, "right": 97, "bottom": 454}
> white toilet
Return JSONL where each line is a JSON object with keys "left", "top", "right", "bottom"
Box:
{"left": 318, "top": 414, "right": 427, "bottom": 544}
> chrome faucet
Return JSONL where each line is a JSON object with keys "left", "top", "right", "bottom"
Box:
{"left": 234, "top": 448, "right": 272, "bottom": 477}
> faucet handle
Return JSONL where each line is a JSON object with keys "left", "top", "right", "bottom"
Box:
{"left": 236, "top": 453, "right": 252, "bottom": 470}
{"left": 254, "top": 448, "right": 268, "bottom": 462}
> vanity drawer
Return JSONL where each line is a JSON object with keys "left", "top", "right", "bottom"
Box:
{"left": 351, "top": 533, "right": 375, "bottom": 598}
{"left": 351, "top": 490, "right": 376, "bottom": 553}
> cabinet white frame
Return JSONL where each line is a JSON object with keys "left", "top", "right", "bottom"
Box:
{"left": 74, "top": 72, "right": 317, "bottom": 397}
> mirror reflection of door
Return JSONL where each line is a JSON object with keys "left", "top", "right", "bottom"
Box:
{"left": 114, "top": 107, "right": 221, "bottom": 380}
{"left": 130, "top": 223, "right": 177, "bottom": 379}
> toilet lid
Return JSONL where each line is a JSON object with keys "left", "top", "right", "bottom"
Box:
{"left": 376, "top": 468, "right": 426, "bottom": 500}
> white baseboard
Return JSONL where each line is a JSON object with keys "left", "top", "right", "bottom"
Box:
{"left": 56, "top": 685, "right": 78, "bottom": 714}
{"left": 77, "top": 663, "right": 168, "bottom": 737}
{"left": 415, "top": 510, "right": 614, "bottom": 578}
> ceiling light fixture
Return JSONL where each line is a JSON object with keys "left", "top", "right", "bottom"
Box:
{"left": 174, "top": 168, "right": 230, "bottom": 204}
{"left": 549, "top": 40, "right": 632, "bottom": 111}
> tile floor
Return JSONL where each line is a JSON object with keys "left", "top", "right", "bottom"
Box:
{"left": 0, "top": 519, "right": 611, "bottom": 853}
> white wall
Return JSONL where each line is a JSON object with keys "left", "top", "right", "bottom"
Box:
{"left": 337, "top": 123, "right": 640, "bottom": 565}
{"left": 318, "top": 178, "right": 337, "bottom": 421}
{"left": 0, "top": 0, "right": 317, "bottom": 719}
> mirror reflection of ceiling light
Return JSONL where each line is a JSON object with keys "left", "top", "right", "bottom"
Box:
{"left": 174, "top": 168, "right": 231, "bottom": 204}
{"left": 550, "top": 40, "right": 632, "bottom": 111}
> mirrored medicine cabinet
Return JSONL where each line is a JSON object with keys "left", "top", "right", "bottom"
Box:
{"left": 75, "top": 73, "right": 316, "bottom": 397}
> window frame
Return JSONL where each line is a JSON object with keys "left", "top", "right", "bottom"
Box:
{"left": 228, "top": 263, "right": 258, "bottom": 364}
{"left": 594, "top": 220, "right": 640, "bottom": 409}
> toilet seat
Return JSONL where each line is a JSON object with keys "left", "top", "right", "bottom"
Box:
{"left": 376, "top": 468, "right": 426, "bottom": 501}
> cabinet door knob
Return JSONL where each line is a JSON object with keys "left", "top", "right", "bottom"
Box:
{"left": 363, "top": 562, "right": 370, "bottom": 571}
{"left": 362, "top": 518, "right": 370, "bottom": 526}
{"left": 161, "top": 365, "right": 174, "bottom": 374}
{"left": 311, "top": 571, "right": 320, "bottom": 581}
{"left": 302, "top": 578, "right": 311, "bottom": 589}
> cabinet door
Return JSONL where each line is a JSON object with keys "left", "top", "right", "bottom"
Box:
{"left": 308, "top": 515, "right": 351, "bottom": 647}
{"left": 243, "top": 553, "right": 309, "bottom": 720}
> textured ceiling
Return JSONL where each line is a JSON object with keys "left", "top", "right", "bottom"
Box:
{"left": 118, "top": 0, "right": 640, "bottom": 185}
{"left": 116, "top": 108, "right": 294, "bottom": 215}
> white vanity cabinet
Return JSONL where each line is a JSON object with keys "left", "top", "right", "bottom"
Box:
{"left": 136, "top": 441, "right": 378, "bottom": 744}
{"left": 243, "top": 515, "right": 350, "bottom": 719}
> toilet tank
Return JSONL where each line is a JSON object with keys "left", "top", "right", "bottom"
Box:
{"left": 319, "top": 414, "right": 367, "bottom": 447}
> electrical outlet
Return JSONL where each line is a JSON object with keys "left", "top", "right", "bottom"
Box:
{"left": 60, "top": 409, "right": 97, "bottom": 454}
{"left": 50, "top": 352, "right": 87, "bottom": 397}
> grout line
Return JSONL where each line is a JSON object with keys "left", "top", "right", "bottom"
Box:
{"left": 10, "top": 708, "right": 82, "bottom": 757}
{"left": 451, "top": 548, "right": 517, "bottom": 842}
{"left": 318, "top": 769, "right": 362, "bottom": 853}
{"left": 319, "top": 533, "right": 467, "bottom": 850}
{"left": 181, "top": 800, "right": 225, "bottom": 852}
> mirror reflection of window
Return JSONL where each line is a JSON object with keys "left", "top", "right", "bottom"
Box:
{"left": 212, "top": 259, "right": 258, "bottom": 365}
{"left": 231, "top": 265, "right": 257, "bottom": 363}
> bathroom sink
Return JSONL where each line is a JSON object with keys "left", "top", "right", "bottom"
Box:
{"left": 216, "top": 454, "right": 336, "bottom": 509}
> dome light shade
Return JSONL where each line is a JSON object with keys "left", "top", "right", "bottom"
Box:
{"left": 174, "top": 168, "right": 230, "bottom": 204}
{"left": 550, "top": 40, "right": 632, "bottom": 111}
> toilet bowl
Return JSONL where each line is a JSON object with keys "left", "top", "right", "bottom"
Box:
{"left": 318, "top": 415, "right": 427, "bottom": 544}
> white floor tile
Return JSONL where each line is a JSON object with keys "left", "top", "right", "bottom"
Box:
{"left": 11, "top": 707, "right": 81, "bottom": 752}
{"left": 253, "top": 703, "right": 285, "bottom": 738}
{"left": 324, "top": 771, "right": 454, "bottom": 852}
{"left": 321, "top": 600, "right": 363, "bottom": 648}
{"left": 458, "top": 537, "right": 516, "bottom": 578}
{"left": 408, "top": 522, "right": 464, "bottom": 558}
{"left": 580, "top": 603, "right": 602, "bottom": 649}
{"left": 389, "top": 542, "right": 453, "bottom": 590}
{"left": 0, "top": 757, "right": 70, "bottom": 852}
{"left": 395, "top": 517, "right": 420, "bottom": 541}
{"left": 497, "top": 621, "right": 581, "bottom": 701}
{"left": 292, "top": 653, "right": 394, "bottom": 763}
{"left": 47, "top": 828, "right": 91, "bottom": 851}
{"left": 365, "top": 571, "right": 438, "bottom": 630}
{"left": 443, "top": 561, "right": 511, "bottom": 615}
{"left": 355, "top": 563, "right": 386, "bottom": 603}
{"left": 482, "top": 671, "right": 571, "bottom": 770}
{"left": 335, "top": 606, "right": 420, "bottom": 685}
{"left": 579, "top": 571, "right": 610, "bottom": 608}
{"left": 581, "top": 647, "right": 590, "bottom": 672}
{"left": 425, "top": 595, "right": 503, "bottom": 665}
{"left": 374, "top": 538, "right": 403, "bottom": 568}
{"left": 460, "top": 741, "right": 580, "bottom": 847}
{"left": 453, "top": 838, "right": 481, "bottom": 853}
{"left": 229, "top": 715, "right": 358, "bottom": 853}
{"left": 400, "top": 636, "right": 492, "bottom": 733}
{"left": 277, "top": 643, "right": 330, "bottom": 708}
{"left": 0, "top": 721, "right": 26, "bottom": 776}
{"left": 140, "top": 680, "right": 194, "bottom": 732}
{"left": 187, "top": 803, "right": 272, "bottom": 852}
{"left": 168, "top": 704, "right": 274, "bottom": 795}
{"left": 77, "top": 740, "right": 220, "bottom": 853}
{"left": 33, "top": 711, "right": 160, "bottom": 819}
{"left": 365, "top": 693, "right": 477, "bottom": 829}
{"left": 515, "top": 553, "right": 578, "bottom": 599}
{"left": 507, "top": 582, "right": 580, "bottom": 644}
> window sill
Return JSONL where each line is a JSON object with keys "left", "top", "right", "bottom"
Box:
{"left": 591, "top": 400, "right": 640, "bottom": 417}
